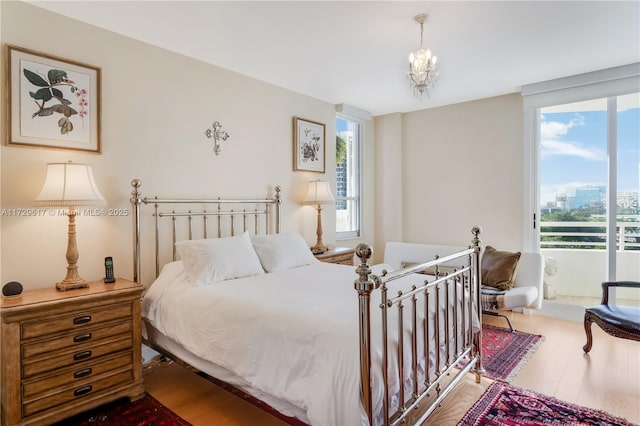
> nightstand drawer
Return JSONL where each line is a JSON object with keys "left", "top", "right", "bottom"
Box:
{"left": 22, "top": 369, "right": 133, "bottom": 418}
{"left": 22, "top": 352, "right": 133, "bottom": 399}
{"left": 22, "top": 321, "right": 132, "bottom": 359}
{"left": 330, "top": 254, "right": 354, "bottom": 265}
{"left": 21, "top": 304, "right": 132, "bottom": 340}
{"left": 22, "top": 336, "right": 132, "bottom": 378}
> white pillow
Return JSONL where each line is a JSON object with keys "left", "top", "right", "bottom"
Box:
{"left": 251, "top": 232, "right": 319, "bottom": 273}
{"left": 175, "top": 232, "right": 264, "bottom": 285}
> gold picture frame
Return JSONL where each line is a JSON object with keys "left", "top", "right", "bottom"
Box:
{"left": 6, "top": 45, "right": 101, "bottom": 153}
{"left": 293, "top": 117, "right": 325, "bottom": 173}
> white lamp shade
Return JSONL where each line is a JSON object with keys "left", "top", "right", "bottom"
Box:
{"left": 35, "top": 162, "right": 106, "bottom": 207}
{"left": 304, "top": 180, "right": 335, "bottom": 205}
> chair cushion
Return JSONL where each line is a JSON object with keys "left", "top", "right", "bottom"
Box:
{"left": 586, "top": 305, "right": 640, "bottom": 333}
{"left": 481, "top": 285, "right": 538, "bottom": 311}
{"left": 502, "top": 286, "right": 538, "bottom": 310}
{"left": 481, "top": 246, "right": 521, "bottom": 290}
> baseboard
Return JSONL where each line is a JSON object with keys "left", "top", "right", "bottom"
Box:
{"left": 537, "top": 300, "right": 585, "bottom": 323}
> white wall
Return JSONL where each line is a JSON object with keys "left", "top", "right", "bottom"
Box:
{"left": 542, "top": 249, "right": 640, "bottom": 301}
{"left": 373, "top": 113, "right": 403, "bottom": 263}
{"left": 0, "top": 2, "right": 349, "bottom": 289}
{"left": 395, "top": 94, "right": 525, "bottom": 251}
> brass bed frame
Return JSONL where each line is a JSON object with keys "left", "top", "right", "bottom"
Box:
{"left": 129, "top": 179, "right": 483, "bottom": 426}
{"left": 354, "top": 231, "right": 484, "bottom": 426}
{"left": 130, "top": 179, "right": 281, "bottom": 282}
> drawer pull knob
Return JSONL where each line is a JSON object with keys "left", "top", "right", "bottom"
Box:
{"left": 74, "top": 368, "right": 92, "bottom": 378}
{"left": 73, "top": 315, "right": 92, "bottom": 325}
{"left": 74, "top": 350, "right": 92, "bottom": 361}
{"left": 74, "top": 333, "right": 92, "bottom": 343}
{"left": 74, "top": 385, "right": 92, "bottom": 397}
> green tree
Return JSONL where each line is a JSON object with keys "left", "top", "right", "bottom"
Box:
{"left": 540, "top": 211, "right": 605, "bottom": 249}
{"left": 336, "top": 135, "right": 347, "bottom": 165}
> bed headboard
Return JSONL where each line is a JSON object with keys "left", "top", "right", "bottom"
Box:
{"left": 129, "top": 179, "right": 281, "bottom": 285}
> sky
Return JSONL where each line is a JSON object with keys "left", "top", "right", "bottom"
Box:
{"left": 336, "top": 117, "right": 349, "bottom": 133}
{"left": 540, "top": 96, "right": 640, "bottom": 207}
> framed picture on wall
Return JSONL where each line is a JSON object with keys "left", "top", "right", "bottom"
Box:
{"left": 6, "top": 45, "right": 101, "bottom": 153}
{"left": 293, "top": 117, "right": 325, "bottom": 173}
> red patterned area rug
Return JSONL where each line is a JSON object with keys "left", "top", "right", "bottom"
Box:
{"left": 458, "top": 382, "right": 637, "bottom": 426}
{"left": 52, "top": 394, "right": 191, "bottom": 426}
{"left": 482, "top": 324, "right": 544, "bottom": 383}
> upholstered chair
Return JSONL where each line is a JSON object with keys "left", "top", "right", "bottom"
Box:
{"left": 583, "top": 281, "right": 640, "bottom": 353}
{"left": 480, "top": 248, "right": 544, "bottom": 332}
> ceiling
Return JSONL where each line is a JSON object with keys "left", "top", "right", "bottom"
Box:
{"left": 27, "top": 1, "right": 640, "bottom": 116}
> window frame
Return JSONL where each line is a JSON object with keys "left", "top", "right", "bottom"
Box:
{"left": 336, "top": 115, "right": 362, "bottom": 240}
{"left": 521, "top": 63, "right": 639, "bottom": 252}
{"left": 522, "top": 64, "right": 639, "bottom": 300}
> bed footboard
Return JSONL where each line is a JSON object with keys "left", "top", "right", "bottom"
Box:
{"left": 355, "top": 227, "right": 483, "bottom": 426}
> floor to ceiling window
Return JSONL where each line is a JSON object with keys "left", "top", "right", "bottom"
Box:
{"left": 523, "top": 64, "right": 639, "bottom": 314}
{"left": 538, "top": 94, "right": 639, "bottom": 307}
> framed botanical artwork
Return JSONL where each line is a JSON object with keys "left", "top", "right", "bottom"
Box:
{"left": 293, "top": 117, "right": 325, "bottom": 173}
{"left": 6, "top": 45, "right": 101, "bottom": 153}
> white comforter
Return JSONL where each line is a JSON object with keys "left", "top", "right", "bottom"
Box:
{"left": 142, "top": 261, "right": 476, "bottom": 426}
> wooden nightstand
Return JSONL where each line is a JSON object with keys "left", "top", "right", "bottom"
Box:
{"left": 314, "top": 247, "right": 355, "bottom": 266}
{"left": 0, "top": 279, "right": 145, "bottom": 426}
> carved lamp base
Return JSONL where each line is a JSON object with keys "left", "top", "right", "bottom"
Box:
{"left": 310, "top": 243, "right": 328, "bottom": 254}
{"left": 56, "top": 279, "right": 89, "bottom": 292}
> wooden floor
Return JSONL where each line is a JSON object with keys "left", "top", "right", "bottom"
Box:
{"left": 143, "top": 312, "right": 640, "bottom": 425}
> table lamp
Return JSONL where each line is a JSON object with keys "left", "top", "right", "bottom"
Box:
{"left": 35, "top": 161, "right": 106, "bottom": 291}
{"left": 303, "top": 180, "right": 335, "bottom": 254}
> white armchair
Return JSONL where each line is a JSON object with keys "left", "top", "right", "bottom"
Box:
{"left": 383, "top": 242, "right": 544, "bottom": 332}
{"left": 482, "top": 251, "right": 544, "bottom": 331}
{"left": 508, "top": 252, "right": 545, "bottom": 310}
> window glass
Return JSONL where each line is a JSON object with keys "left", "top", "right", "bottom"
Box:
{"left": 336, "top": 117, "right": 360, "bottom": 239}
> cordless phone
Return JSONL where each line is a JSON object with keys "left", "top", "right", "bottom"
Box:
{"left": 104, "top": 256, "right": 116, "bottom": 283}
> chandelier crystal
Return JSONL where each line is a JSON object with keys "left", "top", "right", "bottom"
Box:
{"left": 407, "top": 14, "right": 438, "bottom": 99}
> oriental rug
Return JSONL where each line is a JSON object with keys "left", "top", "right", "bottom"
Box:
{"left": 458, "top": 381, "right": 637, "bottom": 426}
{"left": 53, "top": 394, "right": 191, "bottom": 426}
{"left": 481, "top": 324, "right": 544, "bottom": 383}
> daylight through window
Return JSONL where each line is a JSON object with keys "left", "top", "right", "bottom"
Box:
{"left": 336, "top": 117, "right": 360, "bottom": 239}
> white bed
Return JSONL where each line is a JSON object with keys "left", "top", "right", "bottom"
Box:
{"left": 130, "top": 180, "right": 484, "bottom": 426}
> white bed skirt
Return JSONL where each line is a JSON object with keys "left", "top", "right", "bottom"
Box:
{"left": 143, "top": 320, "right": 311, "bottom": 423}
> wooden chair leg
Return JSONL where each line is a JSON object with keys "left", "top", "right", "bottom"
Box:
{"left": 583, "top": 313, "right": 594, "bottom": 353}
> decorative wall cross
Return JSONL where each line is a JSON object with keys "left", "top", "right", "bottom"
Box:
{"left": 205, "top": 121, "right": 230, "bottom": 155}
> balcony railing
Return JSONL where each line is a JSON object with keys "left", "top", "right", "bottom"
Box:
{"left": 540, "top": 221, "right": 640, "bottom": 251}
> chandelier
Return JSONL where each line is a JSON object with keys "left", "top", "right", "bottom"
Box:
{"left": 407, "top": 14, "right": 438, "bottom": 99}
